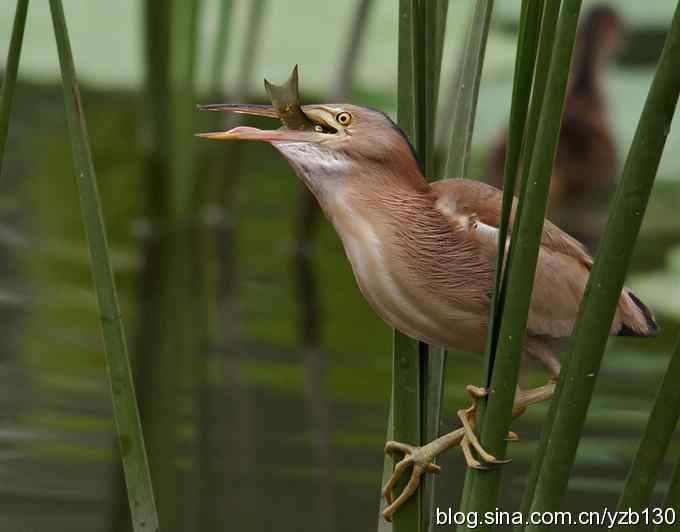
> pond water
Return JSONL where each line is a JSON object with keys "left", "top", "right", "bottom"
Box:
{"left": 1, "top": 2, "right": 680, "bottom": 528}
{"left": 0, "top": 79, "right": 677, "bottom": 532}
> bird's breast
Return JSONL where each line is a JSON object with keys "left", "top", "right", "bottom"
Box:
{"left": 328, "top": 192, "right": 486, "bottom": 352}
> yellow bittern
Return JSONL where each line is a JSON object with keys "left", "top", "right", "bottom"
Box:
{"left": 198, "top": 67, "right": 657, "bottom": 521}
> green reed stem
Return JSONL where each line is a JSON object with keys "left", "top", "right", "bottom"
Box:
{"left": 525, "top": 4, "right": 680, "bottom": 529}
{"left": 0, "top": 0, "right": 28, "bottom": 176}
{"left": 420, "top": 3, "right": 448, "bottom": 531}
{"left": 444, "top": 0, "right": 493, "bottom": 179}
{"left": 169, "top": 0, "right": 201, "bottom": 219}
{"left": 210, "top": 0, "right": 233, "bottom": 97}
{"left": 334, "top": 0, "right": 376, "bottom": 100}
{"left": 391, "top": 2, "right": 448, "bottom": 531}
{"left": 462, "top": 1, "right": 581, "bottom": 523}
{"left": 457, "top": 0, "right": 545, "bottom": 516}
{"left": 48, "top": 1, "right": 159, "bottom": 531}
{"left": 486, "top": 0, "right": 547, "bottom": 384}
{"left": 614, "top": 333, "right": 680, "bottom": 528}
{"left": 391, "top": 4, "right": 422, "bottom": 531}
{"left": 656, "top": 456, "right": 680, "bottom": 531}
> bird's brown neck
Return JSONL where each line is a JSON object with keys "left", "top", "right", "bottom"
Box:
{"left": 569, "top": 19, "right": 614, "bottom": 100}
{"left": 273, "top": 138, "right": 429, "bottom": 214}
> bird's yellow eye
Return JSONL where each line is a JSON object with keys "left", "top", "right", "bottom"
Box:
{"left": 336, "top": 112, "right": 352, "bottom": 126}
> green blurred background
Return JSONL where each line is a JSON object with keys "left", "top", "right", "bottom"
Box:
{"left": 0, "top": 1, "right": 679, "bottom": 531}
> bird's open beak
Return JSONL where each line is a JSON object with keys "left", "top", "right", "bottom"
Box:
{"left": 195, "top": 103, "right": 324, "bottom": 143}
{"left": 197, "top": 66, "right": 327, "bottom": 143}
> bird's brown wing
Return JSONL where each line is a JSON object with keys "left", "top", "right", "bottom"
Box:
{"left": 430, "top": 178, "right": 594, "bottom": 339}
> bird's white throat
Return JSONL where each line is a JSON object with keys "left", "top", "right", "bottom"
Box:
{"left": 272, "top": 141, "right": 350, "bottom": 198}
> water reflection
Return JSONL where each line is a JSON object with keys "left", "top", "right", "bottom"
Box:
{"left": 0, "top": 82, "right": 678, "bottom": 532}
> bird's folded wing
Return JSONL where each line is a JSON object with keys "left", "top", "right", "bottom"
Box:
{"left": 431, "top": 178, "right": 593, "bottom": 339}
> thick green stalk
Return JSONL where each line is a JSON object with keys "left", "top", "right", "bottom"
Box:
{"left": 378, "top": 391, "right": 395, "bottom": 531}
{"left": 334, "top": 0, "right": 376, "bottom": 100}
{"left": 525, "top": 4, "right": 680, "bottom": 528}
{"left": 444, "top": 0, "right": 493, "bottom": 179}
{"left": 210, "top": 0, "right": 233, "bottom": 97}
{"left": 614, "top": 334, "right": 680, "bottom": 525}
{"left": 656, "top": 457, "right": 680, "bottom": 531}
{"left": 486, "top": 0, "right": 547, "bottom": 383}
{"left": 169, "top": 0, "right": 201, "bottom": 219}
{"left": 462, "top": 0, "right": 582, "bottom": 520}
{"left": 458, "top": 0, "right": 545, "bottom": 515}
{"left": 0, "top": 0, "right": 28, "bottom": 176}
{"left": 498, "top": 0, "right": 560, "bottom": 306}
{"left": 421, "top": 0, "right": 448, "bottom": 180}
{"left": 503, "top": 6, "right": 566, "bottom": 520}
{"left": 392, "top": 2, "right": 448, "bottom": 531}
{"left": 391, "top": 334, "right": 422, "bottom": 531}
{"left": 420, "top": 3, "right": 448, "bottom": 531}
{"left": 421, "top": 347, "right": 446, "bottom": 532}
{"left": 48, "top": 1, "right": 159, "bottom": 531}
{"left": 234, "top": 0, "right": 266, "bottom": 100}
{"left": 394, "top": 9, "right": 420, "bottom": 528}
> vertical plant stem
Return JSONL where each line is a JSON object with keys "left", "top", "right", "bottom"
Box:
{"left": 486, "top": 0, "right": 547, "bottom": 385}
{"left": 525, "top": 5, "right": 680, "bottom": 528}
{"left": 421, "top": 3, "right": 448, "bottom": 530}
{"left": 457, "top": 0, "right": 545, "bottom": 515}
{"left": 614, "top": 334, "right": 680, "bottom": 524}
{"left": 48, "top": 1, "right": 159, "bottom": 531}
{"left": 444, "top": 0, "right": 494, "bottom": 179}
{"left": 333, "top": 0, "right": 376, "bottom": 100}
{"left": 394, "top": 2, "right": 422, "bottom": 527}
{"left": 0, "top": 0, "right": 28, "bottom": 176}
{"left": 462, "top": 0, "right": 582, "bottom": 521}
{"left": 421, "top": 0, "right": 448, "bottom": 180}
{"left": 656, "top": 456, "right": 680, "bottom": 531}
{"left": 391, "top": 333, "right": 422, "bottom": 532}
{"left": 169, "top": 0, "right": 201, "bottom": 220}
{"left": 422, "top": 350, "right": 446, "bottom": 532}
{"left": 435, "top": 0, "right": 497, "bottom": 520}
{"left": 233, "top": 0, "right": 267, "bottom": 101}
{"left": 392, "top": 1, "right": 447, "bottom": 530}
{"left": 378, "top": 393, "right": 395, "bottom": 531}
{"left": 210, "top": 0, "right": 233, "bottom": 97}
{"left": 111, "top": 4, "right": 171, "bottom": 532}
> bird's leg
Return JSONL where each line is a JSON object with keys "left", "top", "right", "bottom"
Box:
{"left": 456, "top": 385, "right": 512, "bottom": 469}
{"left": 511, "top": 380, "right": 557, "bottom": 419}
{"left": 382, "top": 429, "right": 462, "bottom": 521}
{"left": 382, "top": 380, "right": 556, "bottom": 521}
{"left": 382, "top": 385, "right": 506, "bottom": 521}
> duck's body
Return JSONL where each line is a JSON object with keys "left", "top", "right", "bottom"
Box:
{"left": 489, "top": 6, "right": 624, "bottom": 247}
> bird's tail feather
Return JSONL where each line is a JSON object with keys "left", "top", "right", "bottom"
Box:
{"left": 616, "top": 289, "right": 658, "bottom": 337}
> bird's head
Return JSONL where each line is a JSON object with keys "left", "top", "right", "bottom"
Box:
{"left": 197, "top": 69, "right": 424, "bottom": 202}
{"left": 579, "top": 5, "right": 626, "bottom": 62}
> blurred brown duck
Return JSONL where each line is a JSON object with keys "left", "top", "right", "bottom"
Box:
{"left": 489, "top": 5, "right": 625, "bottom": 248}
{"left": 198, "top": 64, "right": 656, "bottom": 520}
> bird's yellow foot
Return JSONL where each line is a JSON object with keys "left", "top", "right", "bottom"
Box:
{"left": 381, "top": 385, "right": 513, "bottom": 521}
{"left": 457, "top": 385, "right": 512, "bottom": 470}
{"left": 382, "top": 440, "right": 443, "bottom": 521}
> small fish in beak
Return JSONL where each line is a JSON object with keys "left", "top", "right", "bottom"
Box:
{"left": 196, "top": 65, "right": 321, "bottom": 141}
{"left": 264, "top": 65, "right": 316, "bottom": 131}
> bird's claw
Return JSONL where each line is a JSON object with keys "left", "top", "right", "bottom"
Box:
{"left": 382, "top": 441, "right": 441, "bottom": 521}
{"left": 457, "top": 386, "right": 512, "bottom": 468}
{"left": 381, "top": 383, "right": 515, "bottom": 521}
{"left": 506, "top": 430, "right": 521, "bottom": 442}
